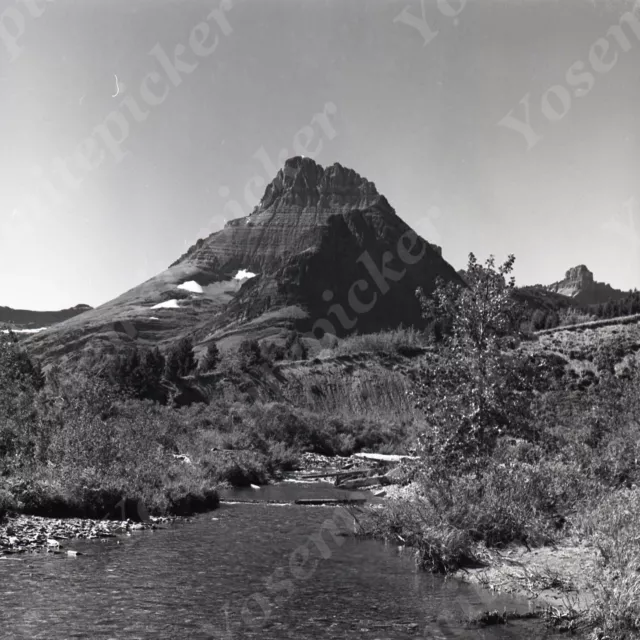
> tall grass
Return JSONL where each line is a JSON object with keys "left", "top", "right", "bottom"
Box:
{"left": 185, "top": 400, "right": 413, "bottom": 457}
{"left": 577, "top": 490, "right": 640, "bottom": 639}
{"left": 280, "top": 365, "right": 418, "bottom": 424}
{"left": 317, "top": 327, "right": 428, "bottom": 358}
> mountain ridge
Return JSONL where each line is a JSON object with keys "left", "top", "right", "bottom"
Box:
{"left": 0, "top": 304, "right": 92, "bottom": 330}
{"left": 22, "top": 157, "right": 463, "bottom": 365}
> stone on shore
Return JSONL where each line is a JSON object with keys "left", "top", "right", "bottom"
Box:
{"left": 0, "top": 513, "right": 173, "bottom": 556}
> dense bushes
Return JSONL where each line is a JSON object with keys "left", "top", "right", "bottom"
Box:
{"left": 194, "top": 401, "right": 409, "bottom": 458}
{"left": 352, "top": 254, "right": 640, "bottom": 639}
{"left": 318, "top": 327, "right": 428, "bottom": 357}
{"left": 0, "top": 325, "right": 413, "bottom": 519}
{"left": 358, "top": 458, "right": 570, "bottom": 573}
{"left": 577, "top": 490, "right": 640, "bottom": 638}
{"left": 0, "top": 336, "right": 233, "bottom": 516}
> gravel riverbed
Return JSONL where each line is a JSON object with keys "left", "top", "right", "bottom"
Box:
{"left": 0, "top": 514, "right": 178, "bottom": 556}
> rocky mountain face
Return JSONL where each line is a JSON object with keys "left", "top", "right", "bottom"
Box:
{"left": 546, "top": 265, "right": 628, "bottom": 306}
{"left": 0, "top": 304, "right": 92, "bottom": 330}
{"left": 25, "top": 157, "right": 463, "bottom": 364}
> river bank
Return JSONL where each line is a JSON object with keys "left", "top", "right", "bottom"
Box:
{"left": 283, "top": 454, "right": 593, "bottom": 631}
{"left": 0, "top": 513, "right": 182, "bottom": 555}
{"left": 288, "top": 458, "right": 594, "bottom": 634}
{"left": 0, "top": 468, "right": 590, "bottom": 638}
{"left": 353, "top": 479, "right": 594, "bottom": 630}
{"left": 0, "top": 453, "right": 598, "bottom": 632}
{"left": 453, "top": 541, "right": 595, "bottom": 630}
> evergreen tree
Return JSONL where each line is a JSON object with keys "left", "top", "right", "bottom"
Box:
{"left": 603, "top": 300, "right": 614, "bottom": 318}
{"left": 200, "top": 342, "right": 221, "bottom": 372}
{"left": 285, "top": 331, "right": 308, "bottom": 360}
{"left": 530, "top": 309, "right": 547, "bottom": 331}
{"left": 165, "top": 338, "right": 196, "bottom": 380}
{"left": 139, "top": 347, "right": 166, "bottom": 401}
{"left": 238, "top": 339, "right": 263, "bottom": 369}
{"left": 547, "top": 311, "right": 561, "bottom": 329}
{"left": 164, "top": 348, "right": 181, "bottom": 382}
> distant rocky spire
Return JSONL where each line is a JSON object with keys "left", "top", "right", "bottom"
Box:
{"left": 546, "top": 264, "right": 627, "bottom": 304}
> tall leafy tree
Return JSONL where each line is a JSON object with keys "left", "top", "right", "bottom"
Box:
{"left": 414, "top": 254, "right": 538, "bottom": 474}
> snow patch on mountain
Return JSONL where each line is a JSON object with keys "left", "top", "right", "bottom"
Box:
{"left": 151, "top": 300, "right": 180, "bottom": 310}
{"left": 234, "top": 269, "right": 257, "bottom": 280}
{"left": 177, "top": 281, "right": 203, "bottom": 293}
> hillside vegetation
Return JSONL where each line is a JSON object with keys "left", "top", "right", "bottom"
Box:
{"left": 2, "top": 253, "right": 640, "bottom": 638}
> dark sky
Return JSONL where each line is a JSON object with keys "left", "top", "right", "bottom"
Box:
{"left": 1, "top": 0, "right": 639, "bottom": 309}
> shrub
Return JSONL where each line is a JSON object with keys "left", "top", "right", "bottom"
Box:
{"left": 354, "top": 497, "right": 477, "bottom": 574}
{"left": 237, "top": 339, "right": 264, "bottom": 370}
{"left": 0, "top": 487, "right": 17, "bottom": 520}
{"left": 579, "top": 490, "right": 640, "bottom": 640}
{"left": 357, "top": 459, "right": 571, "bottom": 573}
{"left": 200, "top": 450, "right": 270, "bottom": 487}
{"left": 200, "top": 342, "right": 221, "bottom": 373}
{"left": 323, "top": 328, "right": 427, "bottom": 357}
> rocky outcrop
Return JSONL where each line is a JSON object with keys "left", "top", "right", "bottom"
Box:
{"left": 181, "top": 156, "right": 464, "bottom": 341}
{"left": 258, "top": 157, "right": 381, "bottom": 212}
{"left": 546, "top": 265, "right": 628, "bottom": 306}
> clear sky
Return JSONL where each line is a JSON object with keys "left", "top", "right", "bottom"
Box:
{"left": 1, "top": 0, "right": 639, "bottom": 310}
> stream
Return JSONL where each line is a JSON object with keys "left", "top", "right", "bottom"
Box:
{"left": 0, "top": 483, "right": 568, "bottom": 639}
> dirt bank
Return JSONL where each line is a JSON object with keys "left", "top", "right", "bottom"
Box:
{"left": 453, "top": 542, "right": 596, "bottom": 613}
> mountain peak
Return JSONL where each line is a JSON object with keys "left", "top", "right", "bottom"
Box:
{"left": 564, "top": 264, "right": 593, "bottom": 284}
{"left": 547, "top": 264, "right": 627, "bottom": 304}
{"left": 258, "top": 157, "right": 381, "bottom": 211}
{"left": 23, "top": 156, "right": 464, "bottom": 363}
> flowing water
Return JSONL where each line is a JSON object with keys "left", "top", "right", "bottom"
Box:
{"left": 0, "top": 483, "right": 567, "bottom": 639}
